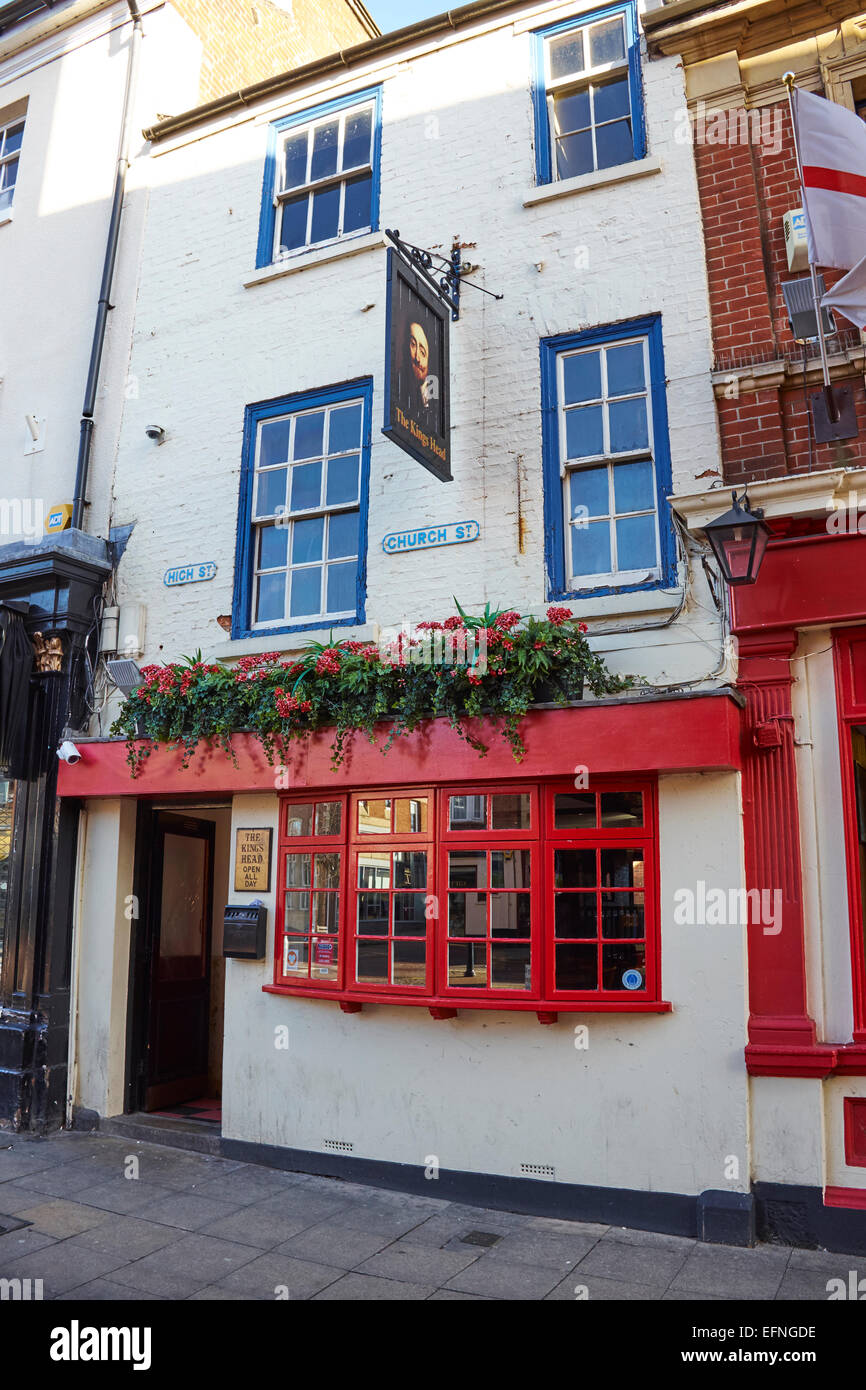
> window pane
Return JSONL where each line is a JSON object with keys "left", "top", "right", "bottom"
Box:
{"left": 609, "top": 397, "right": 648, "bottom": 453}
{"left": 282, "top": 130, "right": 308, "bottom": 189}
{"left": 326, "top": 562, "right": 357, "bottom": 614}
{"left": 256, "top": 467, "right": 288, "bottom": 518}
{"left": 326, "top": 454, "right": 360, "bottom": 506}
{"left": 449, "top": 851, "right": 486, "bottom": 889}
{"left": 607, "top": 343, "right": 645, "bottom": 397}
{"left": 294, "top": 412, "right": 325, "bottom": 460}
{"left": 312, "top": 890, "right": 340, "bottom": 932}
{"left": 310, "top": 184, "right": 340, "bottom": 242}
{"left": 448, "top": 892, "right": 487, "bottom": 938}
{"left": 491, "top": 850, "right": 531, "bottom": 888}
{"left": 394, "top": 798, "right": 427, "bottom": 833}
{"left": 571, "top": 519, "right": 611, "bottom": 576}
{"left": 601, "top": 893, "right": 645, "bottom": 939}
{"left": 589, "top": 16, "right": 625, "bottom": 66}
{"left": 358, "top": 850, "right": 390, "bottom": 887}
{"left": 565, "top": 403, "right": 604, "bottom": 459}
{"left": 286, "top": 853, "right": 311, "bottom": 887}
{"left": 357, "top": 893, "right": 389, "bottom": 934}
{"left": 359, "top": 800, "right": 391, "bottom": 834}
{"left": 292, "top": 516, "right": 324, "bottom": 563}
{"left": 343, "top": 173, "right": 373, "bottom": 233}
{"left": 491, "top": 795, "right": 531, "bottom": 830}
{"left": 315, "top": 801, "right": 342, "bottom": 836}
{"left": 260, "top": 420, "right": 291, "bottom": 467}
{"left": 392, "top": 940, "right": 426, "bottom": 987}
{"left": 0, "top": 187, "right": 12, "bottom": 213}
{"left": 286, "top": 804, "right": 313, "bottom": 836}
{"left": 553, "top": 849, "right": 595, "bottom": 887}
{"left": 490, "top": 894, "right": 531, "bottom": 937}
{"left": 314, "top": 853, "right": 341, "bottom": 889}
{"left": 554, "top": 792, "right": 596, "bottom": 828}
{"left": 569, "top": 466, "right": 609, "bottom": 521}
{"left": 554, "top": 893, "right": 597, "bottom": 938}
{"left": 279, "top": 195, "right": 308, "bottom": 252}
{"left": 613, "top": 460, "right": 654, "bottom": 515}
{"left": 600, "top": 848, "right": 644, "bottom": 887}
{"left": 311, "top": 935, "right": 338, "bottom": 980}
{"left": 289, "top": 566, "right": 321, "bottom": 617}
{"left": 556, "top": 130, "right": 593, "bottom": 179}
{"left": 556, "top": 942, "right": 597, "bottom": 989}
{"left": 343, "top": 107, "right": 372, "bottom": 169}
{"left": 328, "top": 510, "right": 359, "bottom": 560}
{"left": 393, "top": 893, "right": 427, "bottom": 935}
{"left": 290, "top": 461, "right": 322, "bottom": 512}
{"left": 393, "top": 851, "right": 426, "bottom": 889}
{"left": 595, "top": 118, "right": 633, "bottom": 170}
{"left": 491, "top": 942, "right": 531, "bottom": 990}
{"left": 283, "top": 937, "right": 309, "bottom": 975}
{"left": 329, "top": 405, "right": 363, "bottom": 453}
{"left": 259, "top": 524, "right": 288, "bottom": 571}
{"left": 553, "top": 88, "right": 590, "bottom": 134}
{"left": 357, "top": 939, "right": 388, "bottom": 982}
{"left": 449, "top": 795, "right": 486, "bottom": 831}
{"left": 449, "top": 941, "right": 487, "bottom": 987}
{"left": 602, "top": 943, "right": 646, "bottom": 991}
{"left": 256, "top": 572, "right": 285, "bottom": 623}
{"left": 616, "top": 515, "right": 657, "bottom": 571}
{"left": 310, "top": 120, "right": 339, "bottom": 180}
{"left": 563, "top": 351, "right": 601, "bottom": 405}
{"left": 594, "top": 74, "right": 631, "bottom": 123}
{"left": 600, "top": 791, "right": 644, "bottom": 827}
{"left": 4, "top": 124, "right": 24, "bottom": 156}
{"left": 548, "top": 29, "right": 584, "bottom": 80}
{"left": 284, "top": 893, "right": 309, "bottom": 934}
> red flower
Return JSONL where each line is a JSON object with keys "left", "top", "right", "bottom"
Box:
{"left": 416, "top": 620, "right": 444, "bottom": 631}
{"left": 315, "top": 648, "right": 341, "bottom": 675}
{"left": 495, "top": 611, "right": 521, "bottom": 630}
{"left": 578, "top": 622, "right": 588, "bottom": 633}
{"left": 443, "top": 616, "right": 464, "bottom": 630}
{"left": 534, "top": 641, "right": 545, "bottom": 649}
{"left": 546, "top": 606, "right": 573, "bottom": 627}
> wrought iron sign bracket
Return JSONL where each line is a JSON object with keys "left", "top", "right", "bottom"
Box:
{"left": 384, "top": 229, "right": 503, "bottom": 322}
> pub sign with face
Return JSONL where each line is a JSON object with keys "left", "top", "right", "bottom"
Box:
{"left": 383, "top": 248, "right": 452, "bottom": 482}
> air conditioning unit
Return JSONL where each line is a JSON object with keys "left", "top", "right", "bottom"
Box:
{"left": 783, "top": 208, "right": 809, "bottom": 272}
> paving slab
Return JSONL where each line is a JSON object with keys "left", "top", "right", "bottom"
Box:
{"left": 0, "top": 1228, "right": 59, "bottom": 1261}
{"left": 183, "top": 1166, "right": 307, "bottom": 1206}
{"left": 312, "top": 1271, "right": 434, "bottom": 1300}
{"left": 0, "top": 1241, "right": 130, "bottom": 1297}
{"left": 15, "top": 1199, "right": 110, "bottom": 1238}
{"left": 444, "top": 1256, "right": 564, "bottom": 1300}
{"left": 216, "top": 1251, "right": 344, "bottom": 1300}
{"left": 68, "top": 1214, "right": 186, "bottom": 1258}
{"left": 108, "top": 1233, "right": 260, "bottom": 1299}
{"left": 357, "top": 1240, "right": 481, "bottom": 1284}
{"left": 71, "top": 1177, "right": 179, "bottom": 1216}
{"left": 547, "top": 1271, "right": 674, "bottom": 1300}
{"left": 274, "top": 1222, "right": 395, "bottom": 1269}
{"left": 574, "top": 1239, "right": 690, "bottom": 1290}
{"left": 55, "top": 1280, "right": 166, "bottom": 1301}
{"left": 196, "top": 1202, "right": 322, "bottom": 1249}
{"left": 775, "top": 1266, "right": 846, "bottom": 1300}
{"left": 484, "top": 1228, "right": 602, "bottom": 1273}
{"left": 132, "top": 1191, "right": 244, "bottom": 1232}
{"left": 669, "top": 1245, "right": 791, "bottom": 1300}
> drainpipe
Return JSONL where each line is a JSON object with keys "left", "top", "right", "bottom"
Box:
{"left": 71, "top": 0, "right": 143, "bottom": 531}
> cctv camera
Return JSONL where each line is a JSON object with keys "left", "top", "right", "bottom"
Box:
{"left": 57, "top": 740, "right": 81, "bottom": 765}
{"left": 145, "top": 425, "right": 166, "bottom": 443}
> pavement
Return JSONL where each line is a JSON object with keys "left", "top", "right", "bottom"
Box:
{"left": 0, "top": 1129, "right": 860, "bottom": 1301}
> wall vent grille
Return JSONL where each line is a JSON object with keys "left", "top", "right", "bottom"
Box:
{"left": 323, "top": 1139, "right": 354, "bottom": 1153}
{"left": 520, "top": 1163, "right": 555, "bottom": 1179}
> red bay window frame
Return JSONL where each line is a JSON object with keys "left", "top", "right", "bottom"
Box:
{"left": 274, "top": 793, "right": 349, "bottom": 991}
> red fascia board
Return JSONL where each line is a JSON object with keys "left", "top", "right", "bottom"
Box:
{"left": 732, "top": 532, "right": 866, "bottom": 635}
{"left": 56, "top": 696, "right": 743, "bottom": 799}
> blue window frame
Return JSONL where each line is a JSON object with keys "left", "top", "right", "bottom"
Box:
{"left": 256, "top": 86, "right": 383, "bottom": 268}
{"left": 232, "top": 379, "right": 373, "bottom": 638}
{"left": 540, "top": 316, "right": 675, "bottom": 600}
{"left": 531, "top": 3, "right": 644, "bottom": 186}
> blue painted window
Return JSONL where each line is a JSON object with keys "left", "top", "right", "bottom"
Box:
{"left": 233, "top": 381, "right": 372, "bottom": 637}
{"left": 541, "top": 317, "right": 675, "bottom": 599}
{"left": 257, "top": 87, "right": 382, "bottom": 268}
{"left": 531, "top": 4, "right": 644, "bottom": 185}
{"left": 0, "top": 116, "right": 25, "bottom": 213}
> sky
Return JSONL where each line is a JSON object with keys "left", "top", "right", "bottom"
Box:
{"left": 368, "top": 1, "right": 444, "bottom": 33}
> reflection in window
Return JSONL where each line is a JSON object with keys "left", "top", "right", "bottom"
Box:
{"left": 0, "top": 780, "right": 14, "bottom": 982}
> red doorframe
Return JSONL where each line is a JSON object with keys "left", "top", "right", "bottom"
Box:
{"left": 833, "top": 628, "right": 866, "bottom": 1042}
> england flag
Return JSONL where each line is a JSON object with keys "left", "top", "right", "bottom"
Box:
{"left": 793, "top": 86, "right": 866, "bottom": 327}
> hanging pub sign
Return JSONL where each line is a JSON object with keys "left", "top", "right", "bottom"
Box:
{"left": 383, "top": 247, "right": 452, "bottom": 482}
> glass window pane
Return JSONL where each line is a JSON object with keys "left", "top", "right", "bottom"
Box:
{"left": 256, "top": 572, "right": 285, "bottom": 623}
{"left": 548, "top": 29, "right": 585, "bottom": 80}
{"left": 310, "top": 184, "right": 340, "bottom": 242}
{"left": 315, "top": 801, "right": 342, "bottom": 836}
{"left": 358, "top": 801, "right": 392, "bottom": 835}
{"left": 565, "top": 403, "right": 604, "bottom": 459}
{"left": 394, "top": 798, "right": 427, "bottom": 833}
{"left": 449, "top": 795, "right": 486, "bottom": 831}
{"left": 392, "top": 894, "right": 427, "bottom": 935}
{"left": 563, "top": 351, "right": 601, "bottom": 405}
{"left": 256, "top": 468, "right": 288, "bottom": 518}
{"left": 283, "top": 892, "right": 309, "bottom": 934}
{"left": 312, "top": 891, "right": 340, "bottom": 933}
{"left": 607, "top": 343, "right": 645, "bottom": 397}
{"left": 314, "top": 853, "right": 341, "bottom": 889}
{"left": 393, "top": 851, "right": 426, "bottom": 889}
{"left": 448, "top": 892, "right": 487, "bottom": 938}
{"left": 449, "top": 851, "right": 487, "bottom": 890}
{"left": 392, "top": 940, "right": 426, "bottom": 987}
{"left": 569, "top": 466, "right": 609, "bottom": 521}
{"left": 602, "top": 942, "right": 646, "bottom": 990}
{"left": 594, "top": 74, "right": 631, "bottom": 123}
{"left": 311, "top": 935, "right": 338, "bottom": 980}
{"left": 600, "top": 792, "right": 643, "bottom": 828}
{"left": 343, "top": 107, "right": 372, "bottom": 169}
{"left": 310, "top": 120, "right": 339, "bottom": 180}
{"left": 328, "top": 405, "right": 363, "bottom": 454}
{"left": 613, "top": 460, "right": 655, "bottom": 515}
{"left": 595, "top": 118, "right": 633, "bottom": 170}
{"left": 609, "top": 397, "right": 649, "bottom": 453}
{"left": 259, "top": 525, "right": 288, "bottom": 571}
{"left": 554, "top": 893, "right": 597, "bottom": 938}
{"left": 358, "top": 850, "right": 390, "bottom": 887}
{"left": 289, "top": 566, "right": 321, "bottom": 618}
{"left": 294, "top": 412, "right": 325, "bottom": 461}
{"left": 616, "top": 515, "right": 657, "bottom": 571}
{"left": 326, "top": 562, "right": 357, "bottom": 615}
{"left": 601, "top": 893, "right": 645, "bottom": 939}
{"left": 491, "top": 942, "right": 531, "bottom": 990}
{"left": 282, "top": 937, "right": 309, "bottom": 975}
{"left": 357, "top": 939, "right": 388, "bottom": 982}
{"left": 490, "top": 894, "right": 531, "bottom": 937}
{"left": 4, "top": 124, "right": 24, "bottom": 156}
{"left": 553, "top": 88, "right": 591, "bottom": 134}
{"left": 448, "top": 940, "right": 487, "bottom": 987}
{"left": 286, "top": 805, "right": 313, "bottom": 836}
{"left": 556, "top": 130, "right": 593, "bottom": 179}
{"left": 290, "top": 461, "right": 322, "bottom": 511}
{"left": 0, "top": 187, "right": 12, "bottom": 213}
{"left": 589, "top": 16, "right": 625, "bottom": 66}
{"left": 555, "top": 941, "right": 598, "bottom": 989}
{"left": 286, "top": 854, "right": 311, "bottom": 890}
{"left": 328, "top": 510, "right": 359, "bottom": 559}
{"left": 292, "top": 516, "right": 324, "bottom": 564}
{"left": 491, "top": 850, "right": 531, "bottom": 889}
{"left": 571, "top": 519, "right": 611, "bottom": 577}
{"left": 357, "top": 893, "right": 389, "bottom": 934}
{"left": 553, "top": 849, "right": 595, "bottom": 887}
{"left": 491, "top": 795, "right": 531, "bottom": 830}
{"left": 554, "top": 792, "right": 596, "bottom": 828}
{"left": 279, "top": 195, "right": 308, "bottom": 252}
{"left": 600, "top": 848, "right": 644, "bottom": 888}
{"left": 282, "top": 130, "right": 308, "bottom": 189}
{"left": 259, "top": 420, "right": 291, "bottom": 467}
{"left": 343, "top": 173, "right": 373, "bottom": 233}
{"left": 326, "top": 454, "right": 360, "bottom": 506}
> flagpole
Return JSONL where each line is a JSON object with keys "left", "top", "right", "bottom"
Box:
{"left": 783, "top": 71, "right": 839, "bottom": 420}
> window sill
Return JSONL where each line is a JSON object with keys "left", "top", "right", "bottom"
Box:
{"left": 263, "top": 983, "right": 672, "bottom": 1018}
{"left": 535, "top": 587, "right": 682, "bottom": 623}
{"left": 524, "top": 155, "right": 662, "bottom": 207}
{"left": 214, "top": 623, "right": 378, "bottom": 660}
{"left": 0, "top": 209, "right": 13, "bottom": 228}
{"left": 245, "top": 229, "right": 385, "bottom": 287}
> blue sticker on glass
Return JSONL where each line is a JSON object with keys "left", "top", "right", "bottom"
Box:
{"left": 622, "top": 968, "right": 643, "bottom": 991}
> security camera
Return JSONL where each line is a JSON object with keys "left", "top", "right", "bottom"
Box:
{"left": 57, "top": 740, "right": 81, "bottom": 765}
{"left": 145, "top": 425, "right": 166, "bottom": 443}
